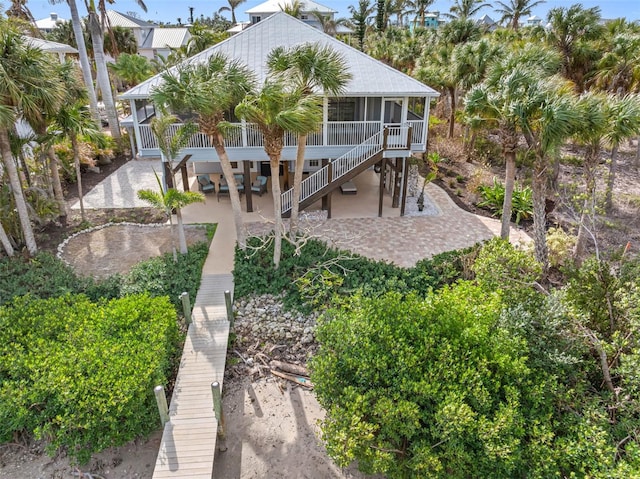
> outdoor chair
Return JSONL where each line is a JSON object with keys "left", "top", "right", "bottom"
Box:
{"left": 234, "top": 174, "right": 245, "bottom": 193}
{"left": 251, "top": 176, "right": 268, "bottom": 196}
{"left": 217, "top": 174, "right": 244, "bottom": 201}
{"left": 197, "top": 175, "right": 215, "bottom": 194}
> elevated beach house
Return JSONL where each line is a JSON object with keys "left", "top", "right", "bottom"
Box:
{"left": 120, "top": 12, "right": 438, "bottom": 216}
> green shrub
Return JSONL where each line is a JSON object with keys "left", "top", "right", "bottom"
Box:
{"left": 311, "top": 285, "right": 554, "bottom": 478}
{"left": 0, "top": 253, "right": 88, "bottom": 306}
{"left": 477, "top": 178, "right": 533, "bottom": 224}
{"left": 120, "top": 241, "right": 210, "bottom": 311}
{"left": 234, "top": 237, "right": 478, "bottom": 310}
{"left": 0, "top": 293, "right": 179, "bottom": 464}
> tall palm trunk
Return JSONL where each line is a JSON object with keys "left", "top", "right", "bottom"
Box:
{"left": 176, "top": 208, "right": 188, "bottom": 254}
{"left": 68, "top": 0, "right": 101, "bottom": 125}
{"left": 87, "top": 12, "right": 121, "bottom": 140}
{"left": 531, "top": 162, "right": 549, "bottom": 272}
{"left": 0, "top": 221, "right": 14, "bottom": 256}
{"left": 0, "top": 129, "right": 37, "bottom": 255}
{"left": 448, "top": 86, "right": 456, "bottom": 138}
{"left": 71, "top": 132, "right": 85, "bottom": 221}
{"left": 48, "top": 146, "right": 67, "bottom": 217}
{"left": 574, "top": 149, "right": 598, "bottom": 262}
{"left": 269, "top": 153, "right": 283, "bottom": 268}
{"left": 289, "top": 133, "right": 307, "bottom": 236}
{"left": 206, "top": 126, "right": 246, "bottom": 249}
{"left": 501, "top": 149, "right": 516, "bottom": 239}
{"left": 604, "top": 144, "right": 619, "bottom": 212}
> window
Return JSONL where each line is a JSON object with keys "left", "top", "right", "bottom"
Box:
{"left": 251, "top": 15, "right": 261, "bottom": 24}
{"left": 300, "top": 14, "right": 308, "bottom": 20}
{"left": 328, "top": 98, "right": 356, "bottom": 122}
{"left": 230, "top": 162, "right": 238, "bottom": 168}
{"left": 309, "top": 159, "right": 319, "bottom": 167}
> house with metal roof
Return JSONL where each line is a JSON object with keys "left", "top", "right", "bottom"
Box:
{"left": 246, "top": 0, "right": 336, "bottom": 30}
{"left": 138, "top": 28, "right": 191, "bottom": 60}
{"left": 22, "top": 36, "right": 78, "bottom": 63}
{"left": 105, "top": 10, "right": 190, "bottom": 60}
{"left": 120, "top": 12, "right": 438, "bottom": 216}
{"left": 34, "top": 12, "right": 67, "bottom": 33}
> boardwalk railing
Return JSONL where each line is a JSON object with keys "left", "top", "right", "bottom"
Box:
{"left": 280, "top": 126, "right": 411, "bottom": 215}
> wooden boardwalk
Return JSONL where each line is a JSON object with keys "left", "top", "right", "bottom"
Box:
{"left": 152, "top": 273, "right": 233, "bottom": 479}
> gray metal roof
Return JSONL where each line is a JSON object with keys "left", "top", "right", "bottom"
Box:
{"left": 246, "top": 0, "right": 335, "bottom": 14}
{"left": 106, "top": 10, "right": 156, "bottom": 29}
{"left": 120, "top": 13, "right": 438, "bottom": 100}
{"left": 23, "top": 36, "right": 78, "bottom": 54}
{"left": 140, "top": 28, "right": 190, "bottom": 49}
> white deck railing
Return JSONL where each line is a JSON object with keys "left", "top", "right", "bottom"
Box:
{"left": 280, "top": 126, "right": 411, "bottom": 214}
{"left": 138, "top": 121, "right": 424, "bottom": 150}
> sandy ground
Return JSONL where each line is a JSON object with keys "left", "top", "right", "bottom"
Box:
{"left": 213, "top": 377, "right": 379, "bottom": 479}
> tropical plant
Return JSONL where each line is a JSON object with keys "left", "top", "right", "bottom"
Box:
{"left": 465, "top": 45, "right": 559, "bottom": 238}
{"left": 49, "top": 0, "right": 101, "bottom": 125}
{"left": 0, "top": 22, "right": 65, "bottom": 256}
{"left": 267, "top": 43, "right": 352, "bottom": 236}
{"left": 218, "top": 0, "right": 246, "bottom": 24}
{"left": 138, "top": 171, "right": 204, "bottom": 257}
{"left": 477, "top": 177, "right": 533, "bottom": 224}
{"left": 446, "top": 0, "right": 491, "bottom": 20}
{"left": 108, "top": 52, "right": 153, "bottom": 89}
{"left": 545, "top": 4, "right": 603, "bottom": 91}
{"left": 495, "top": 0, "right": 546, "bottom": 30}
{"left": 349, "top": 0, "right": 374, "bottom": 51}
{"left": 235, "top": 80, "right": 322, "bottom": 268}
{"left": 150, "top": 53, "right": 254, "bottom": 249}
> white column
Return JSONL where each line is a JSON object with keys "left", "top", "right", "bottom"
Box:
{"left": 131, "top": 99, "right": 142, "bottom": 157}
{"left": 323, "top": 97, "right": 328, "bottom": 146}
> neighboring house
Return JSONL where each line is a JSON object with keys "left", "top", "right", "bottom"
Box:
{"left": 138, "top": 28, "right": 191, "bottom": 60}
{"left": 476, "top": 14, "right": 498, "bottom": 31}
{"left": 526, "top": 15, "right": 543, "bottom": 27}
{"left": 22, "top": 36, "right": 78, "bottom": 63}
{"left": 120, "top": 12, "right": 439, "bottom": 216}
{"left": 105, "top": 10, "right": 190, "bottom": 60}
{"left": 35, "top": 12, "right": 67, "bottom": 34}
{"left": 410, "top": 12, "right": 444, "bottom": 30}
{"left": 245, "top": 0, "right": 336, "bottom": 30}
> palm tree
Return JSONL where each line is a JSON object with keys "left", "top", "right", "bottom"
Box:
{"left": 349, "top": 0, "right": 375, "bottom": 51}
{"left": 446, "top": 0, "right": 491, "bottom": 20}
{"left": 49, "top": 0, "right": 101, "bottom": 125}
{"left": 0, "top": 24, "right": 65, "bottom": 255}
{"left": 109, "top": 53, "right": 153, "bottom": 89}
{"left": 138, "top": 172, "right": 204, "bottom": 259}
{"left": 572, "top": 93, "right": 640, "bottom": 260}
{"left": 545, "top": 4, "right": 603, "bottom": 91}
{"left": 0, "top": 221, "right": 14, "bottom": 257}
{"left": 465, "top": 46, "right": 558, "bottom": 239}
{"left": 310, "top": 10, "right": 348, "bottom": 35}
{"left": 218, "top": 0, "right": 246, "bottom": 24}
{"left": 235, "top": 81, "right": 322, "bottom": 268}
{"left": 84, "top": 0, "right": 148, "bottom": 141}
{"left": 267, "top": 44, "right": 352, "bottom": 235}
{"left": 151, "top": 53, "right": 254, "bottom": 249}
{"left": 519, "top": 76, "right": 577, "bottom": 270}
{"left": 280, "top": 0, "right": 303, "bottom": 18}
{"left": 495, "top": 0, "right": 545, "bottom": 31}
{"left": 407, "top": 0, "right": 434, "bottom": 28}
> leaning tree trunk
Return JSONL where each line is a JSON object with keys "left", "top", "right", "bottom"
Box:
{"left": 88, "top": 12, "right": 121, "bottom": 140}
{"left": 501, "top": 148, "right": 517, "bottom": 240}
{"left": 269, "top": 153, "right": 283, "bottom": 269}
{"left": 71, "top": 132, "right": 85, "bottom": 222}
{"left": 206, "top": 126, "right": 246, "bottom": 249}
{"left": 0, "top": 129, "right": 38, "bottom": 255}
{"left": 67, "top": 0, "right": 101, "bottom": 125}
{"left": 0, "top": 221, "right": 14, "bottom": 257}
{"left": 531, "top": 161, "right": 549, "bottom": 273}
{"left": 289, "top": 133, "right": 307, "bottom": 237}
{"left": 604, "top": 143, "right": 619, "bottom": 212}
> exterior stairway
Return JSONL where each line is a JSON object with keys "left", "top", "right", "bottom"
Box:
{"left": 280, "top": 125, "right": 412, "bottom": 216}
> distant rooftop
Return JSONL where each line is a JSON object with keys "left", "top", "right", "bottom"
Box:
{"left": 140, "top": 28, "right": 190, "bottom": 50}
{"left": 23, "top": 36, "right": 78, "bottom": 54}
{"left": 246, "top": 0, "right": 336, "bottom": 15}
{"left": 105, "top": 10, "right": 156, "bottom": 29}
{"left": 35, "top": 12, "right": 67, "bottom": 30}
